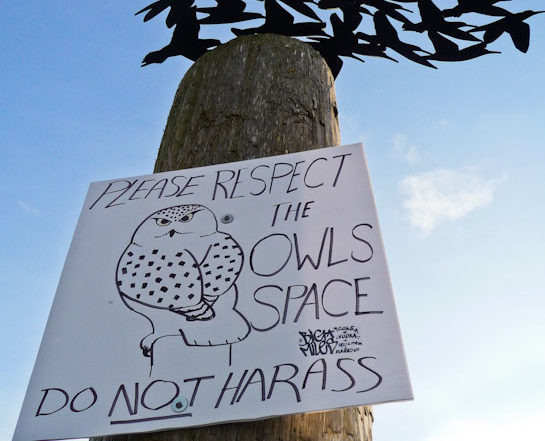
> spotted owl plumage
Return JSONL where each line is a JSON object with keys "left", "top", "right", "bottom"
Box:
{"left": 116, "top": 204, "right": 243, "bottom": 322}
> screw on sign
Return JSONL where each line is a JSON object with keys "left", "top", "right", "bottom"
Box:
{"left": 172, "top": 397, "right": 189, "bottom": 413}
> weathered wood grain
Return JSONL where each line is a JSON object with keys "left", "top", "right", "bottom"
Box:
{"left": 153, "top": 33, "right": 340, "bottom": 172}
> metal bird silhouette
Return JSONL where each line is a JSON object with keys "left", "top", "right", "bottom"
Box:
{"left": 402, "top": 0, "right": 481, "bottom": 42}
{"left": 470, "top": 10, "right": 544, "bottom": 53}
{"left": 232, "top": 0, "right": 326, "bottom": 37}
{"left": 198, "top": 0, "right": 263, "bottom": 24}
{"left": 136, "top": 0, "right": 193, "bottom": 28}
{"left": 137, "top": 0, "right": 542, "bottom": 78}
{"left": 365, "top": 11, "right": 435, "bottom": 68}
{"left": 427, "top": 31, "right": 500, "bottom": 62}
{"left": 444, "top": 0, "right": 511, "bottom": 18}
{"left": 141, "top": 6, "right": 220, "bottom": 65}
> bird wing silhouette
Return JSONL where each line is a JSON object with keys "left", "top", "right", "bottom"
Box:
{"left": 136, "top": 0, "right": 194, "bottom": 28}
{"left": 373, "top": 11, "right": 436, "bottom": 68}
{"left": 198, "top": 0, "right": 263, "bottom": 25}
{"left": 279, "top": 0, "right": 321, "bottom": 22}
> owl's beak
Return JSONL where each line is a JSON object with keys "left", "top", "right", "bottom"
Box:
{"left": 168, "top": 229, "right": 176, "bottom": 237}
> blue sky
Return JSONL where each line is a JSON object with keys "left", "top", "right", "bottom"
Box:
{"left": 1, "top": 1, "right": 544, "bottom": 440}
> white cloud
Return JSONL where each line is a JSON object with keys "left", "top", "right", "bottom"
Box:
{"left": 17, "top": 201, "right": 42, "bottom": 215}
{"left": 400, "top": 168, "right": 496, "bottom": 234}
{"left": 427, "top": 410, "right": 545, "bottom": 441}
{"left": 392, "top": 134, "right": 419, "bottom": 165}
{"left": 439, "top": 118, "right": 449, "bottom": 127}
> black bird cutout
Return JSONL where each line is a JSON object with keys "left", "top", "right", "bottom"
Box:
{"left": 198, "top": 0, "right": 263, "bottom": 25}
{"left": 359, "top": 0, "right": 413, "bottom": 26}
{"left": 470, "top": 10, "right": 544, "bottom": 53}
{"left": 232, "top": 0, "right": 326, "bottom": 38}
{"left": 280, "top": 0, "right": 322, "bottom": 22}
{"left": 137, "top": 0, "right": 542, "bottom": 78}
{"left": 310, "top": 12, "right": 363, "bottom": 77}
{"left": 365, "top": 11, "right": 436, "bottom": 68}
{"left": 444, "top": 0, "right": 511, "bottom": 18}
{"left": 427, "top": 31, "right": 500, "bottom": 62}
{"left": 136, "top": 0, "right": 194, "bottom": 28}
{"left": 141, "top": 6, "right": 220, "bottom": 65}
{"left": 403, "top": 0, "right": 480, "bottom": 42}
{"left": 317, "top": 0, "right": 367, "bottom": 30}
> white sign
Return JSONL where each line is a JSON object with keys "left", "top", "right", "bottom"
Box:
{"left": 14, "top": 144, "right": 412, "bottom": 440}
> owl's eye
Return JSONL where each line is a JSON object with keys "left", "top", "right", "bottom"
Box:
{"left": 180, "top": 213, "right": 194, "bottom": 223}
{"left": 154, "top": 218, "right": 171, "bottom": 226}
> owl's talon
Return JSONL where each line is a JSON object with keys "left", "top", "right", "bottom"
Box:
{"left": 140, "top": 334, "right": 155, "bottom": 357}
{"left": 185, "top": 307, "right": 215, "bottom": 321}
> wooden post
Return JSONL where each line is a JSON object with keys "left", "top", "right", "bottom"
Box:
{"left": 92, "top": 33, "right": 373, "bottom": 441}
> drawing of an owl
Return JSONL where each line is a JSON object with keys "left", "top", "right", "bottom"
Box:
{"left": 116, "top": 204, "right": 243, "bottom": 323}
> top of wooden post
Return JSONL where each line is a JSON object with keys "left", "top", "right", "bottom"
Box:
{"left": 154, "top": 33, "right": 340, "bottom": 173}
